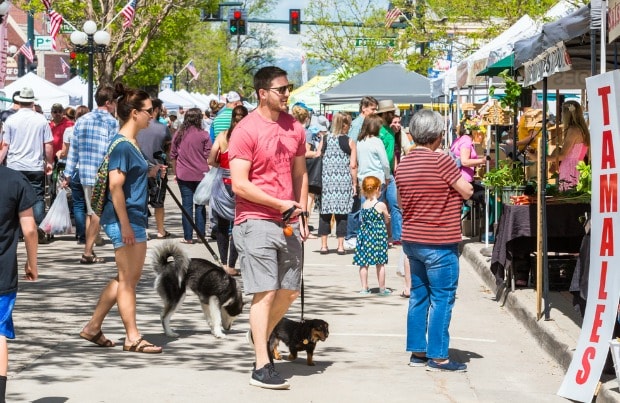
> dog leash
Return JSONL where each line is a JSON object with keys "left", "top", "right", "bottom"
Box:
{"left": 300, "top": 212, "right": 306, "bottom": 323}
{"left": 165, "top": 183, "right": 222, "bottom": 267}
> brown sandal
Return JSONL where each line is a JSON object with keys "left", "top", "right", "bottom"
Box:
{"left": 79, "top": 330, "right": 115, "bottom": 347}
{"left": 80, "top": 254, "right": 105, "bottom": 264}
{"left": 123, "top": 337, "right": 162, "bottom": 354}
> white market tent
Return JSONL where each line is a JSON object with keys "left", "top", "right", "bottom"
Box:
{"left": 289, "top": 74, "right": 339, "bottom": 111}
{"left": 176, "top": 89, "right": 209, "bottom": 110}
{"left": 59, "top": 76, "right": 91, "bottom": 106}
{"left": 158, "top": 88, "right": 195, "bottom": 110}
{"left": 3, "top": 72, "right": 71, "bottom": 112}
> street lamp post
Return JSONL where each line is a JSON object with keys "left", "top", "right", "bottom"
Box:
{"left": 70, "top": 20, "right": 110, "bottom": 110}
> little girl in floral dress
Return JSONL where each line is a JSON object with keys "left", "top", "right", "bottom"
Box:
{"left": 353, "top": 176, "right": 391, "bottom": 295}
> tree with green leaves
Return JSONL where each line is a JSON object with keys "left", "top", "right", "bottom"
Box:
{"left": 15, "top": 0, "right": 278, "bottom": 96}
{"left": 302, "top": 0, "right": 588, "bottom": 77}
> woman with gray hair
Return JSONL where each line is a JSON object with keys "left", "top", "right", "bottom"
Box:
{"left": 395, "top": 109, "right": 473, "bottom": 372}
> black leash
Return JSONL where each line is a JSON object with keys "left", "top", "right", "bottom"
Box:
{"left": 164, "top": 183, "right": 222, "bottom": 267}
{"left": 300, "top": 213, "right": 306, "bottom": 323}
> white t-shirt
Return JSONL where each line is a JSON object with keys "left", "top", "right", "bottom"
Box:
{"left": 3, "top": 108, "right": 53, "bottom": 171}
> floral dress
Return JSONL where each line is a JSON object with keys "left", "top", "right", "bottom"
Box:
{"left": 321, "top": 135, "right": 353, "bottom": 214}
{"left": 353, "top": 202, "right": 388, "bottom": 266}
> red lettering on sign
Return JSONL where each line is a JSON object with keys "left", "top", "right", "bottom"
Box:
{"left": 576, "top": 347, "right": 595, "bottom": 384}
{"left": 598, "top": 86, "right": 612, "bottom": 125}
{"left": 600, "top": 218, "right": 615, "bottom": 256}
{"left": 590, "top": 304, "right": 606, "bottom": 343}
{"left": 600, "top": 174, "right": 618, "bottom": 213}
{"left": 601, "top": 130, "right": 616, "bottom": 170}
{"left": 598, "top": 261, "right": 608, "bottom": 300}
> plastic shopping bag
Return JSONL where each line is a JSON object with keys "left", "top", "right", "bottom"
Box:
{"left": 396, "top": 250, "right": 406, "bottom": 277}
{"left": 39, "top": 188, "right": 73, "bottom": 235}
{"left": 193, "top": 167, "right": 219, "bottom": 205}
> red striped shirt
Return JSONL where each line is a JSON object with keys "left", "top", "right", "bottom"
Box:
{"left": 395, "top": 147, "right": 463, "bottom": 244}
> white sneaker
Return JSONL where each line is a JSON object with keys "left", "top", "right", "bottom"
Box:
{"left": 344, "top": 238, "right": 357, "bottom": 250}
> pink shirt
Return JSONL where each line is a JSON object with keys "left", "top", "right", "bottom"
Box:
{"left": 228, "top": 110, "right": 306, "bottom": 224}
{"left": 450, "top": 134, "right": 477, "bottom": 183}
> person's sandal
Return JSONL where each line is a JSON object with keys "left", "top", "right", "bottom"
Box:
{"left": 319, "top": 248, "right": 329, "bottom": 255}
{"left": 123, "top": 337, "right": 162, "bottom": 354}
{"left": 80, "top": 254, "right": 105, "bottom": 264}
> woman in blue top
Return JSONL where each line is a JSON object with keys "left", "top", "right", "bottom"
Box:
{"left": 80, "top": 83, "right": 166, "bottom": 354}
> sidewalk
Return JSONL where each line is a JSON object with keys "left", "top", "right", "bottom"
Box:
{"left": 462, "top": 240, "right": 620, "bottom": 403}
{"left": 4, "top": 183, "right": 617, "bottom": 402}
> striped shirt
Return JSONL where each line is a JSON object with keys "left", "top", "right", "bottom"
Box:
{"left": 210, "top": 107, "right": 233, "bottom": 143}
{"left": 64, "top": 109, "right": 119, "bottom": 186}
{"left": 395, "top": 147, "right": 463, "bottom": 244}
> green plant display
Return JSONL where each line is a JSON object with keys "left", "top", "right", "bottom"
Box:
{"left": 575, "top": 161, "right": 591, "bottom": 195}
{"left": 482, "top": 160, "right": 526, "bottom": 189}
{"left": 489, "top": 70, "right": 522, "bottom": 111}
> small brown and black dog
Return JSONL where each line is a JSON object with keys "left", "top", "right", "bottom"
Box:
{"left": 268, "top": 317, "right": 329, "bottom": 366}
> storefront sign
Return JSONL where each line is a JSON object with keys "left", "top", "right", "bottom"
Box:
{"left": 609, "top": 0, "right": 620, "bottom": 43}
{"left": 522, "top": 41, "right": 572, "bottom": 87}
{"left": 558, "top": 70, "right": 620, "bottom": 402}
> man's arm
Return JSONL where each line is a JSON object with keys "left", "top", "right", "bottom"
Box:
{"left": 0, "top": 141, "right": 7, "bottom": 165}
{"left": 19, "top": 208, "right": 38, "bottom": 281}
{"left": 230, "top": 158, "right": 303, "bottom": 214}
{"left": 44, "top": 142, "right": 54, "bottom": 175}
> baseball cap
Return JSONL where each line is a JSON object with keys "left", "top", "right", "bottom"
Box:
{"left": 226, "top": 91, "right": 241, "bottom": 103}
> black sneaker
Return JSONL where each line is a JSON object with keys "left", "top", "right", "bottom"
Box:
{"left": 426, "top": 360, "right": 467, "bottom": 372}
{"left": 250, "top": 363, "right": 290, "bottom": 389}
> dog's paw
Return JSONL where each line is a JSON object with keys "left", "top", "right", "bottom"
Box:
{"left": 164, "top": 329, "right": 180, "bottom": 338}
{"left": 212, "top": 330, "right": 227, "bottom": 339}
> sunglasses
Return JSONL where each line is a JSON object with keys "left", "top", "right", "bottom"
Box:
{"left": 140, "top": 107, "right": 153, "bottom": 115}
{"left": 52, "top": 110, "right": 63, "bottom": 114}
{"left": 268, "top": 83, "right": 294, "bottom": 95}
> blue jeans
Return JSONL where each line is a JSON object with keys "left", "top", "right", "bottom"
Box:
{"left": 177, "top": 179, "right": 206, "bottom": 241}
{"left": 69, "top": 171, "right": 86, "bottom": 243}
{"left": 20, "top": 171, "right": 46, "bottom": 225}
{"left": 403, "top": 241, "right": 459, "bottom": 360}
{"left": 381, "top": 175, "right": 402, "bottom": 241}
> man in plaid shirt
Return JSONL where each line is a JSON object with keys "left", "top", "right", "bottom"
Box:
{"left": 64, "top": 86, "right": 119, "bottom": 264}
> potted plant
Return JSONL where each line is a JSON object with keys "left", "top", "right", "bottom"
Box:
{"left": 482, "top": 160, "right": 526, "bottom": 204}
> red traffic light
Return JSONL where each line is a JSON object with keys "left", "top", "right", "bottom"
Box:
{"left": 291, "top": 10, "right": 299, "bottom": 19}
{"left": 233, "top": 10, "right": 242, "bottom": 19}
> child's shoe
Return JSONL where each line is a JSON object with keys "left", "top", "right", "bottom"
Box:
{"left": 378, "top": 288, "right": 392, "bottom": 296}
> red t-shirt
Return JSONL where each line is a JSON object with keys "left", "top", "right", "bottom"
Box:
{"left": 50, "top": 117, "right": 74, "bottom": 154}
{"left": 228, "top": 110, "right": 306, "bottom": 224}
{"left": 395, "top": 147, "right": 463, "bottom": 244}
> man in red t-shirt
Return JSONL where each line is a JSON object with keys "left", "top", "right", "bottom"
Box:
{"left": 49, "top": 103, "right": 74, "bottom": 155}
{"left": 229, "top": 66, "right": 309, "bottom": 390}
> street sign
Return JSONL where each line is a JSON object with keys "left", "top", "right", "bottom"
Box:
{"left": 354, "top": 37, "right": 396, "bottom": 48}
{"left": 34, "top": 36, "right": 53, "bottom": 51}
{"left": 60, "top": 23, "right": 73, "bottom": 34}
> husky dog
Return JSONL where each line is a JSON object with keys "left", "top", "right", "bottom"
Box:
{"left": 152, "top": 242, "right": 244, "bottom": 338}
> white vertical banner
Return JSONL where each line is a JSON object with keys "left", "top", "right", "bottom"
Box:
{"left": 301, "top": 54, "right": 308, "bottom": 84}
{"left": 558, "top": 70, "right": 620, "bottom": 401}
{"left": 0, "top": 13, "right": 8, "bottom": 88}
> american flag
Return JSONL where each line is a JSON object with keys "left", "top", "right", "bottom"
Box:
{"left": 385, "top": 7, "right": 402, "bottom": 28}
{"left": 41, "top": 0, "right": 52, "bottom": 10}
{"left": 48, "top": 10, "right": 63, "bottom": 50}
{"left": 121, "top": 0, "right": 137, "bottom": 29}
{"left": 60, "top": 57, "right": 70, "bottom": 74}
{"left": 187, "top": 60, "right": 199, "bottom": 80}
{"left": 19, "top": 41, "right": 34, "bottom": 64}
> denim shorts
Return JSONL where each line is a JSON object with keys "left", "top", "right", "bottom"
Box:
{"left": 0, "top": 292, "right": 17, "bottom": 339}
{"left": 102, "top": 222, "right": 147, "bottom": 249}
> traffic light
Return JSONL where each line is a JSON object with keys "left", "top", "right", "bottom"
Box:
{"left": 228, "top": 9, "right": 247, "bottom": 36}
{"left": 69, "top": 51, "right": 77, "bottom": 77}
{"left": 289, "top": 9, "right": 300, "bottom": 34}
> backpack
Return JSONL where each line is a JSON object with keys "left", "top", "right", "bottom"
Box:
{"left": 447, "top": 150, "right": 462, "bottom": 168}
{"left": 91, "top": 137, "right": 129, "bottom": 216}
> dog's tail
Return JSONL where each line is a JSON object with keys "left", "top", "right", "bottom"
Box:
{"left": 152, "top": 241, "right": 191, "bottom": 279}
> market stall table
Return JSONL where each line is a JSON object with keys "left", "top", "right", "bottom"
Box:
{"left": 490, "top": 202, "right": 590, "bottom": 290}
